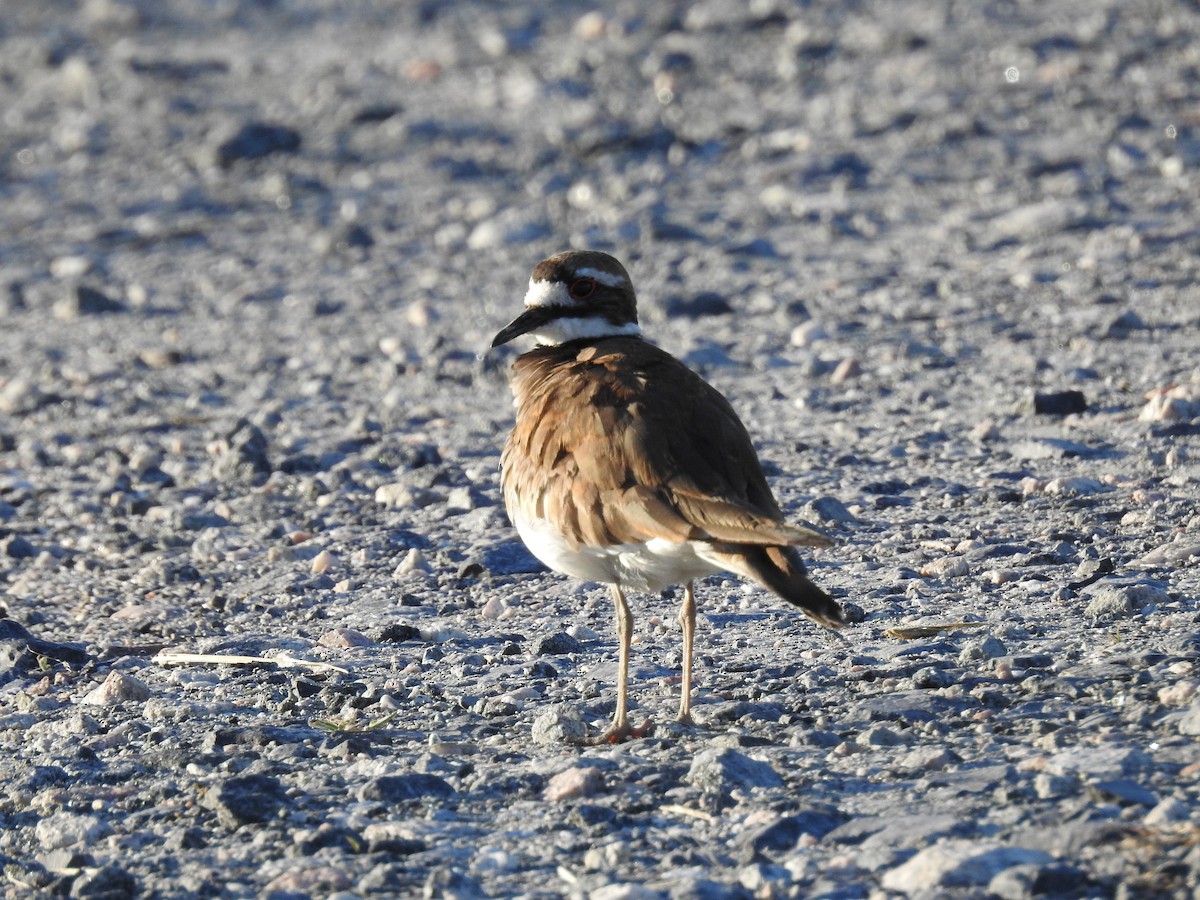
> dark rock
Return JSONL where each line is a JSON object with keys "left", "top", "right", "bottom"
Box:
{"left": 0, "top": 535, "right": 36, "bottom": 559}
{"left": 39, "top": 848, "right": 93, "bottom": 870}
{"left": 2, "top": 280, "right": 27, "bottom": 313}
{"left": 1068, "top": 556, "right": 1115, "bottom": 590}
{"left": 375, "top": 623, "right": 421, "bottom": 643}
{"left": 696, "top": 700, "right": 785, "bottom": 724}
{"left": 665, "top": 292, "right": 734, "bottom": 318}
{"left": 56, "top": 284, "right": 125, "bottom": 318}
{"left": 988, "top": 863, "right": 1090, "bottom": 899}
{"left": 128, "top": 58, "right": 229, "bottom": 80}
{"left": 527, "top": 660, "right": 557, "bottom": 678}
{"left": 200, "top": 774, "right": 287, "bottom": 827}
{"left": 351, "top": 104, "right": 403, "bottom": 124}
{"left": 1104, "top": 309, "right": 1148, "bottom": 338}
{"left": 1087, "top": 779, "right": 1157, "bottom": 806}
{"left": 164, "top": 828, "right": 207, "bottom": 851}
{"left": 68, "top": 864, "right": 137, "bottom": 899}
{"left": 536, "top": 632, "right": 582, "bottom": 655}
{"left": 726, "top": 238, "right": 780, "bottom": 258}
{"left": 568, "top": 804, "right": 618, "bottom": 828}
{"left": 211, "top": 725, "right": 320, "bottom": 749}
{"left": 365, "top": 834, "right": 428, "bottom": 855}
{"left": 456, "top": 558, "right": 485, "bottom": 579}
{"left": 0, "top": 618, "right": 92, "bottom": 683}
{"left": 211, "top": 418, "right": 271, "bottom": 484}
{"left": 1031, "top": 390, "right": 1087, "bottom": 416}
{"left": 217, "top": 122, "right": 302, "bottom": 165}
{"left": 741, "top": 807, "right": 842, "bottom": 861}
{"left": 357, "top": 773, "right": 454, "bottom": 802}
{"left": 847, "top": 691, "right": 963, "bottom": 724}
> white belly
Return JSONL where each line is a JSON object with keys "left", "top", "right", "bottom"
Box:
{"left": 513, "top": 514, "right": 720, "bottom": 592}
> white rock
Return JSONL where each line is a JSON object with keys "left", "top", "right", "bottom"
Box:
{"left": 35, "top": 812, "right": 110, "bottom": 850}
{"left": 82, "top": 671, "right": 151, "bottom": 706}
{"left": 480, "top": 595, "right": 508, "bottom": 619}
{"left": 789, "top": 321, "right": 829, "bottom": 347}
{"left": 1144, "top": 797, "right": 1190, "bottom": 825}
{"left": 1044, "top": 476, "right": 1112, "bottom": 497}
{"left": 395, "top": 548, "right": 431, "bottom": 576}
{"left": 920, "top": 556, "right": 969, "bottom": 578}
{"left": 588, "top": 884, "right": 663, "bottom": 900}
{"left": 472, "top": 846, "right": 518, "bottom": 873}
{"left": 882, "top": 840, "right": 1054, "bottom": 892}
{"left": 374, "top": 483, "right": 412, "bottom": 508}
{"left": 310, "top": 550, "right": 336, "bottom": 574}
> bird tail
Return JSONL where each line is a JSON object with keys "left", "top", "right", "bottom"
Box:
{"left": 704, "top": 544, "right": 844, "bottom": 629}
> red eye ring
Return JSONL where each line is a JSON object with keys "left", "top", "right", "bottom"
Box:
{"left": 568, "top": 278, "right": 596, "bottom": 300}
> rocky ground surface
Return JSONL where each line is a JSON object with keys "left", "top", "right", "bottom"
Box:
{"left": 2, "top": 0, "right": 1200, "bottom": 897}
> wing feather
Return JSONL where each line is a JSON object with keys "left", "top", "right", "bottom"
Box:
{"left": 503, "top": 338, "right": 830, "bottom": 549}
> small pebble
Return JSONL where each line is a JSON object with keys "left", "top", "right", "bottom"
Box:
{"left": 82, "top": 671, "right": 151, "bottom": 706}
{"left": 318, "top": 628, "right": 372, "bottom": 648}
{"left": 311, "top": 550, "right": 336, "bottom": 574}
{"left": 544, "top": 766, "right": 604, "bottom": 801}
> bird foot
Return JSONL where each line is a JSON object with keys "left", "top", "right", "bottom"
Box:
{"left": 577, "top": 718, "right": 654, "bottom": 745}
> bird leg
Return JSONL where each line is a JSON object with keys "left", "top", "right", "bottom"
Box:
{"left": 583, "top": 584, "right": 652, "bottom": 744}
{"left": 677, "top": 581, "right": 696, "bottom": 724}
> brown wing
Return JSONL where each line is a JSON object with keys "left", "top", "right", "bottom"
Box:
{"left": 502, "top": 337, "right": 831, "bottom": 550}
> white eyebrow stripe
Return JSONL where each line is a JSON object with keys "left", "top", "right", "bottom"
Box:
{"left": 572, "top": 267, "right": 628, "bottom": 288}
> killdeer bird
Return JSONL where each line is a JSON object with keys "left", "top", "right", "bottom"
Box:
{"left": 492, "top": 250, "right": 842, "bottom": 743}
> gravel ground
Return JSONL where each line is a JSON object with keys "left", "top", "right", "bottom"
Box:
{"left": 2, "top": 1, "right": 1200, "bottom": 897}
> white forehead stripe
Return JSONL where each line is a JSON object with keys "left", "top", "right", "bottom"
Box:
{"left": 524, "top": 278, "right": 572, "bottom": 309}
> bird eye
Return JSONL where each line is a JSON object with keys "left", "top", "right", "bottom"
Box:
{"left": 568, "top": 278, "right": 596, "bottom": 300}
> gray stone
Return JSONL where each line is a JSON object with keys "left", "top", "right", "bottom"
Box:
{"left": 882, "top": 840, "right": 1055, "bottom": 892}
{"left": 848, "top": 691, "right": 959, "bottom": 724}
{"left": 532, "top": 706, "right": 587, "bottom": 744}
{"left": 1088, "top": 778, "right": 1157, "bottom": 807}
{"left": 686, "top": 747, "right": 783, "bottom": 793}
{"left": 827, "top": 814, "right": 966, "bottom": 851}
{"left": 35, "top": 813, "right": 110, "bottom": 850}
{"left": 804, "top": 496, "right": 859, "bottom": 524}
{"left": 1084, "top": 583, "right": 1169, "bottom": 620}
{"left": 358, "top": 773, "right": 454, "bottom": 802}
{"left": 1045, "top": 745, "right": 1151, "bottom": 779}
{"left": 988, "top": 863, "right": 1088, "bottom": 900}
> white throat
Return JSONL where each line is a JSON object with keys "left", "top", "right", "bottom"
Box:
{"left": 528, "top": 316, "right": 642, "bottom": 346}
